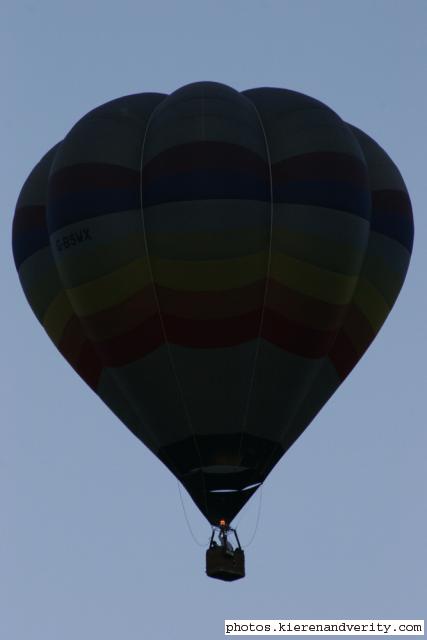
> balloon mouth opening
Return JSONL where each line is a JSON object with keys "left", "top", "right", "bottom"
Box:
{"left": 183, "top": 466, "right": 262, "bottom": 497}
{"left": 208, "top": 482, "right": 261, "bottom": 494}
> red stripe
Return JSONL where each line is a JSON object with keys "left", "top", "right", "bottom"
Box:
{"left": 272, "top": 152, "right": 367, "bottom": 186}
{"left": 80, "top": 285, "right": 158, "bottom": 340}
{"left": 74, "top": 343, "right": 103, "bottom": 389}
{"left": 96, "top": 314, "right": 164, "bottom": 365}
{"left": 344, "top": 304, "right": 377, "bottom": 353}
{"left": 58, "top": 316, "right": 103, "bottom": 389}
{"left": 57, "top": 296, "right": 377, "bottom": 383}
{"left": 142, "top": 141, "right": 267, "bottom": 183}
{"left": 371, "top": 190, "right": 412, "bottom": 217}
{"left": 78, "top": 279, "right": 345, "bottom": 341}
{"left": 329, "top": 331, "right": 360, "bottom": 380}
{"left": 163, "top": 310, "right": 261, "bottom": 348}
{"left": 262, "top": 309, "right": 338, "bottom": 358}
{"left": 49, "top": 163, "right": 139, "bottom": 197}
{"left": 13, "top": 206, "right": 46, "bottom": 233}
{"left": 329, "top": 305, "right": 377, "bottom": 379}
{"left": 61, "top": 311, "right": 367, "bottom": 389}
{"left": 77, "top": 309, "right": 337, "bottom": 366}
{"left": 59, "top": 316, "right": 86, "bottom": 359}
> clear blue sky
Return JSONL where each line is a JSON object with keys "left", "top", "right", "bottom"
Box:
{"left": 2, "top": 2, "right": 426, "bottom": 639}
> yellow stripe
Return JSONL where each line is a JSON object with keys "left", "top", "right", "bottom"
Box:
{"left": 153, "top": 253, "right": 356, "bottom": 303}
{"left": 271, "top": 253, "right": 357, "bottom": 304}
{"left": 352, "top": 279, "right": 390, "bottom": 332}
{"left": 53, "top": 257, "right": 388, "bottom": 340}
{"left": 64, "top": 250, "right": 360, "bottom": 316}
{"left": 42, "top": 291, "right": 73, "bottom": 345}
{"left": 66, "top": 257, "right": 151, "bottom": 316}
{"left": 274, "top": 229, "right": 364, "bottom": 275}
{"left": 151, "top": 253, "right": 268, "bottom": 290}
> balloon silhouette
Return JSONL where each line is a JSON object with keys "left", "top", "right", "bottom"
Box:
{"left": 12, "top": 82, "right": 413, "bottom": 526}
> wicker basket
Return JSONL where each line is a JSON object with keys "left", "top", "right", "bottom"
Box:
{"left": 206, "top": 546, "right": 245, "bottom": 581}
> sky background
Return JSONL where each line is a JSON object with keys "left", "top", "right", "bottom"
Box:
{"left": 2, "top": 1, "right": 426, "bottom": 639}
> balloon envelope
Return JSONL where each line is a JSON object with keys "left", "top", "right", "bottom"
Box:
{"left": 12, "top": 82, "right": 413, "bottom": 525}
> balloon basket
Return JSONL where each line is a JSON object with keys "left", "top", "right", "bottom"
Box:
{"left": 206, "top": 546, "right": 245, "bottom": 581}
{"left": 205, "top": 524, "right": 245, "bottom": 581}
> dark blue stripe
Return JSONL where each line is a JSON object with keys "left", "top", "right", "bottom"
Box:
{"left": 371, "top": 209, "right": 414, "bottom": 252}
{"left": 46, "top": 176, "right": 371, "bottom": 232}
{"left": 13, "top": 229, "right": 49, "bottom": 269}
{"left": 142, "top": 169, "right": 270, "bottom": 206}
{"left": 47, "top": 188, "right": 140, "bottom": 232}
{"left": 274, "top": 181, "right": 371, "bottom": 219}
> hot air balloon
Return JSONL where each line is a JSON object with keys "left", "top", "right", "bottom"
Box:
{"left": 12, "top": 82, "right": 413, "bottom": 581}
